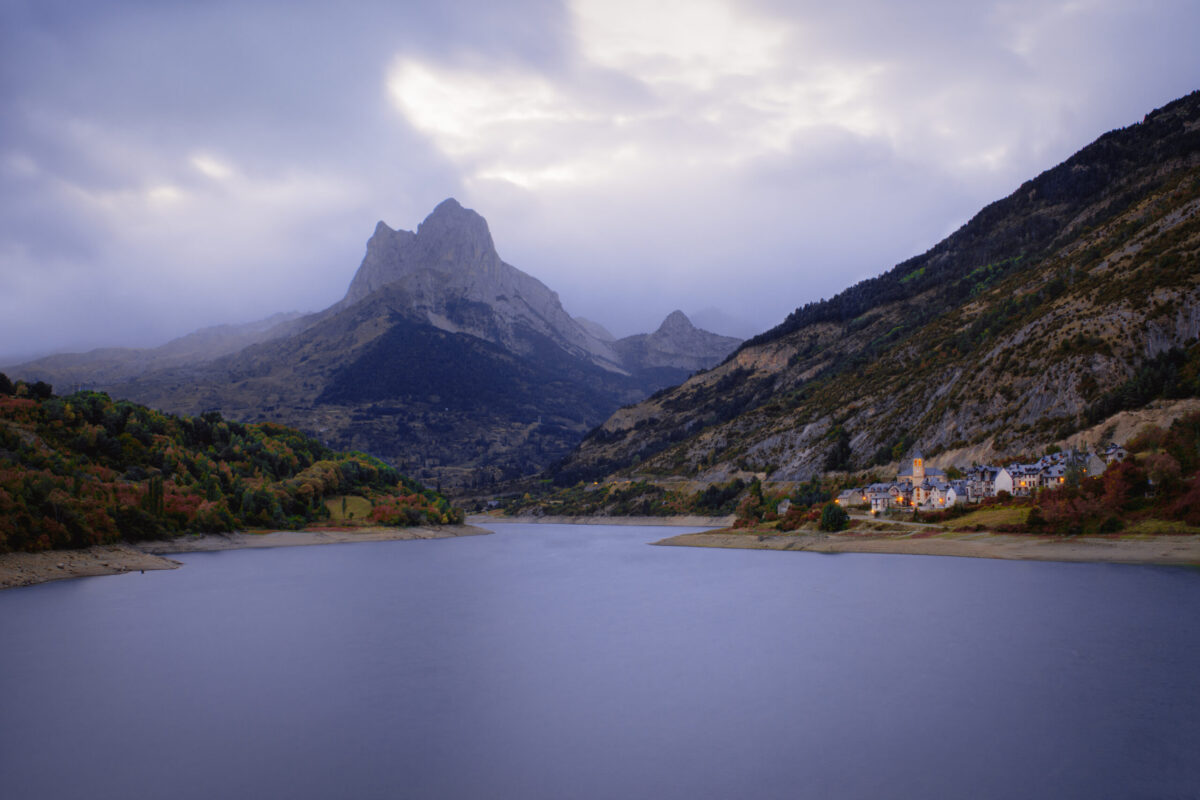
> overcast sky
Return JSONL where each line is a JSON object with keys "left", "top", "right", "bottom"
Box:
{"left": 2, "top": 0, "right": 1198, "bottom": 361}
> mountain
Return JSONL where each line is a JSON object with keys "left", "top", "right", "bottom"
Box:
{"left": 9, "top": 311, "right": 307, "bottom": 389}
{"left": 613, "top": 310, "right": 743, "bottom": 386}
{"left": 547, "top": 90, "right": 1200, "bottom": 487}
{"left": 337, "top": 198, "right": 623, "bottom": 371}
{"left": 574, "top": 317, "right": 617, "bottom": 342}
{"left": 8, "top": 200, "right": 741, "bottom": 489}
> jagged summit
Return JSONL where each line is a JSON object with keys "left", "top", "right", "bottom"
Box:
{"left": 413, "top": 198, "right": 499, "bottom": 268}
{"left": 657, "top": 310, "right": 695, "bottom": 335}
{"left": 6, "top": 195, "right": 749, "bottom": 489}
{"left": 344, "top": 198, "right": 502, "bottom": 306}
{"left": 613, "top": 310, "right": 742, "bottom": 375}
{"left": 339, "top": 199, "right": 625, "bottom": 371}
{"left": 548, "top": 89, "right": 1200, "bottom": 487}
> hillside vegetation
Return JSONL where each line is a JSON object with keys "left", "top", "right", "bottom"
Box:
{"left": 9, "top": 201, "right": 740, "bottom": 492}
{"left": 548, "top": 90, "right": 1200, "bottom": 487}
{"left": 0, "top": 374, "right": 461, "bottom": 553}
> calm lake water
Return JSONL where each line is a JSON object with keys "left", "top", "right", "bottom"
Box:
{"left": 2, "top": 523, "right": 1199, "bottom": 799}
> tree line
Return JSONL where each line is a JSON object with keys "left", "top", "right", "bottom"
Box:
{"left": 0, "top": 375, "right": 461, "bottom": 553}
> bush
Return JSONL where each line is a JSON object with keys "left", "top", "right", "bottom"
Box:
{"left": 1026, "top": 506, "right": 1046, "bottom": 528}
{"left": 819, "top": 502, "right": 849, "bottom": 532}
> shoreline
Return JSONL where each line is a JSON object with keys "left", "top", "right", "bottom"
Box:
{"left": 137, "top": 523, "right": 491, "bottom": 554}
{"left": 471, "top": 514, "right": 736, "bottom": 527}
{"left": 0, "top": 544, "right": 184, "bottom": 591}
{"left": 0, "top": 524, "right": 490, "bottom": 591}
{"left": 652, "top": 529, "right": 1200, "bottom": 566}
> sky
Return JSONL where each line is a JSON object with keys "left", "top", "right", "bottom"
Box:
{"left": 2, "top": 0, "right": 1198, "bottom": 361}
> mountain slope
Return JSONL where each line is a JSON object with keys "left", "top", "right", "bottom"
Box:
{"left": 614, "top": 311, "right": 743, "bottom": 381}
{"left": 11, "top": 201, "right": 741, "bottom": 489}
{"left": 337, "top": 198, "right": 623, "bottom": 371}
{"left": 0, "top": 377, "right": 460, "bottom": 552}
{"left": 8, "top": 311, "right": 307, "bottom": 389}
{"left": 548, "top": 90, "right": 1200, "bottom": 486}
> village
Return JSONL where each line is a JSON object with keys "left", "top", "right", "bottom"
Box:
{"left": 823, "top": 445, "right": 1131, "bottom": 515}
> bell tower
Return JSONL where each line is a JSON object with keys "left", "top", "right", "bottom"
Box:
{"left": 913, "top": 450, "right": 926, "bottom": 482}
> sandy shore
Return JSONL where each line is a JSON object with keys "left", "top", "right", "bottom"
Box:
{"left": 0, "top": 544, "right": 183, "bottom": 590}
{"left": 0, "top": 524, "right": 490, "bottom": 591}
{"left": 472, "top": 514, "right": 735, "bottom": 527}
{"left": 653, "top": 530, "right": 1200, "bottom": 566}
{"left": 138, "top": 524, "right": 491, "bottom": 554}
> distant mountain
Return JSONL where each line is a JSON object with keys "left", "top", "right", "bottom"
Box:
{"left": 337, "top": 199, "right": 623, "bottom": 371}
{"left": 8, "top": 200, "right": 741, "bottom": 489}
{"left": 574, "top": 317, "right": 617, "bottom": 342}
{"left": 8, "top": 311, "right": 306, "bottom": 389}
{"left": 547, "top": 90, "right": 1200, "bottom": 486}
{"left": 613, "top": 310, "right": 743, "bottom": 386}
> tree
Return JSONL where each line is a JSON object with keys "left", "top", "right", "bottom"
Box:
{"left": 824, "top": 427, "right": 852, "bottom": 472}
{"left": 819, "top": 502, "right": 849, "bottom": 532}
{"left": 0, "top": 372, "right": 12, "bottom": 395}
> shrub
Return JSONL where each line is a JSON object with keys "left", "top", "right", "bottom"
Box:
{"left": 1026, "top": 506, "right": 1046, "bottom": 528}
{"left": 819, "top": 502, "right": 849, "bottom": 532}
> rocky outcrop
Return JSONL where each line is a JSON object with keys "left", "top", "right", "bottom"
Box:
{"left": 339, "top": 199, "right": 624, "bottom": 372}
{"left": 547, "top": 90, "right": 1200, "bottom": 487}
{"left": 614, "top": 310, "right": 742, "bottom": 374}
{"left": 8, "top": 198, "right": 749, "bottom": 490}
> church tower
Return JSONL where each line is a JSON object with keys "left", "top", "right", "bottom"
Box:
{"left": 912, "top": 450, "right": 926, "bottom": 482}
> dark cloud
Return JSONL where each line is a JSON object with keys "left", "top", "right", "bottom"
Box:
{"left": 1, "top": 0, "right": 1198, "bottom": 361}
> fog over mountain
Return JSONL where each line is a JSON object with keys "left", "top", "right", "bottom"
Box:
{"left": 6, "top": 199, "right": 743, "bottom": 488}
{"left": 3, "top": 1, "right": 1199, "bottom": 361}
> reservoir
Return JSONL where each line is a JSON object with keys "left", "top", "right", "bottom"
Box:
{"left": 2, "top": 522, "right": 1198, "bottom": 799}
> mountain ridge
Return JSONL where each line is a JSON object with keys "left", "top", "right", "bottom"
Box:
{"left": 546, "top": 89, "right": 1200, "bottom": 487}
{"left": 7, "top": 201, "right": 743, "bottom": 489}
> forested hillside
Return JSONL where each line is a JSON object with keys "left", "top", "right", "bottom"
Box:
{"left": 0, "top": 374, "right": 460, "bottom": 553}
{"left": 548, "top": 90, "right": 1200, "bottom": 486}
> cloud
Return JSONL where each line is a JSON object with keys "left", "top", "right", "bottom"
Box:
{"left": 1, "top": 0, "right": 1199, "bottom": 359}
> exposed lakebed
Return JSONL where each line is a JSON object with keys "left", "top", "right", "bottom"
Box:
{"left": 2, "top": 522, "right": 1198, "bottom": 799}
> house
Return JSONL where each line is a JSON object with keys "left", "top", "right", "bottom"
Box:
{"left": 868, "top": 490, "right": 893, "bottom": 514}
{"left": 1103, "top": 443, "right": 1128, "bottom": 464}
{"left": 992, "top": 467, "right": 1014, "bottom": 496}
{"left": 835, "top": 488, "right": 864, "bottom": 507}
{"left": 776, "top": 498, "right": 792, "bottom": 515}
{"left": 964, "top": 466, "right": 1013, "bottom": 500}
{"left": 1011, "top": 465, "right": 1039, "bottom": 496}
{"left": 1042, "top": 464, "right": 1067, "bottom": 488}
{"left": 1084, "top": 453, "right": 1107, "bottom": 478}
{"left": 931, "top": 482, "right": 958, "bottom": 507}
{"left": 896, "top": 451, "right": 945, "bottom": 485}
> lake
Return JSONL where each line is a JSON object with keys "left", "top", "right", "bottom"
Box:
{"left": 2, "top": 523, "right": 1199, "bottom": 799}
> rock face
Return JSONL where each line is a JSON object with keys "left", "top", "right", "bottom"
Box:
{"left": 340, "top": 199, "right": 623, "bottom": 371}
{"left": 7, "top": 199, "right": 742, "bottom": 490}
{"left": 615, "top": 310, "right": 743, "bottom": 374}
{"left": 548, "top": 89, "right": 1200, "bottom": 487}
{"left": 574, "top": 317, "right": 616, "bottom": 342}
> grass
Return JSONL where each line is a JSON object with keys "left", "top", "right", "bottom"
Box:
{"left": 949, "top": 506, "right": 1030, "bottom": 529}
{"left": 1121, "top": 518, "right": 1200, "bottom": 536}
{"left": 324, "top": 495, "right": 373, "bottom": 522}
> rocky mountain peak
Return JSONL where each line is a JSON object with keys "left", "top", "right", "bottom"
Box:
{"left": 657, "top": 310, "right": 696, "bottom": 335}
{"left": 343, "top": 199, "right": 502, "bottom": 306}
{"left": 613, "top": 310, "right": 743, "bottom": 375}
{"left": 413, "top": 198, "right": 498, "bottom": 267}
{"left": 337, "top": 199, "right": 626, "bottom": 372}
